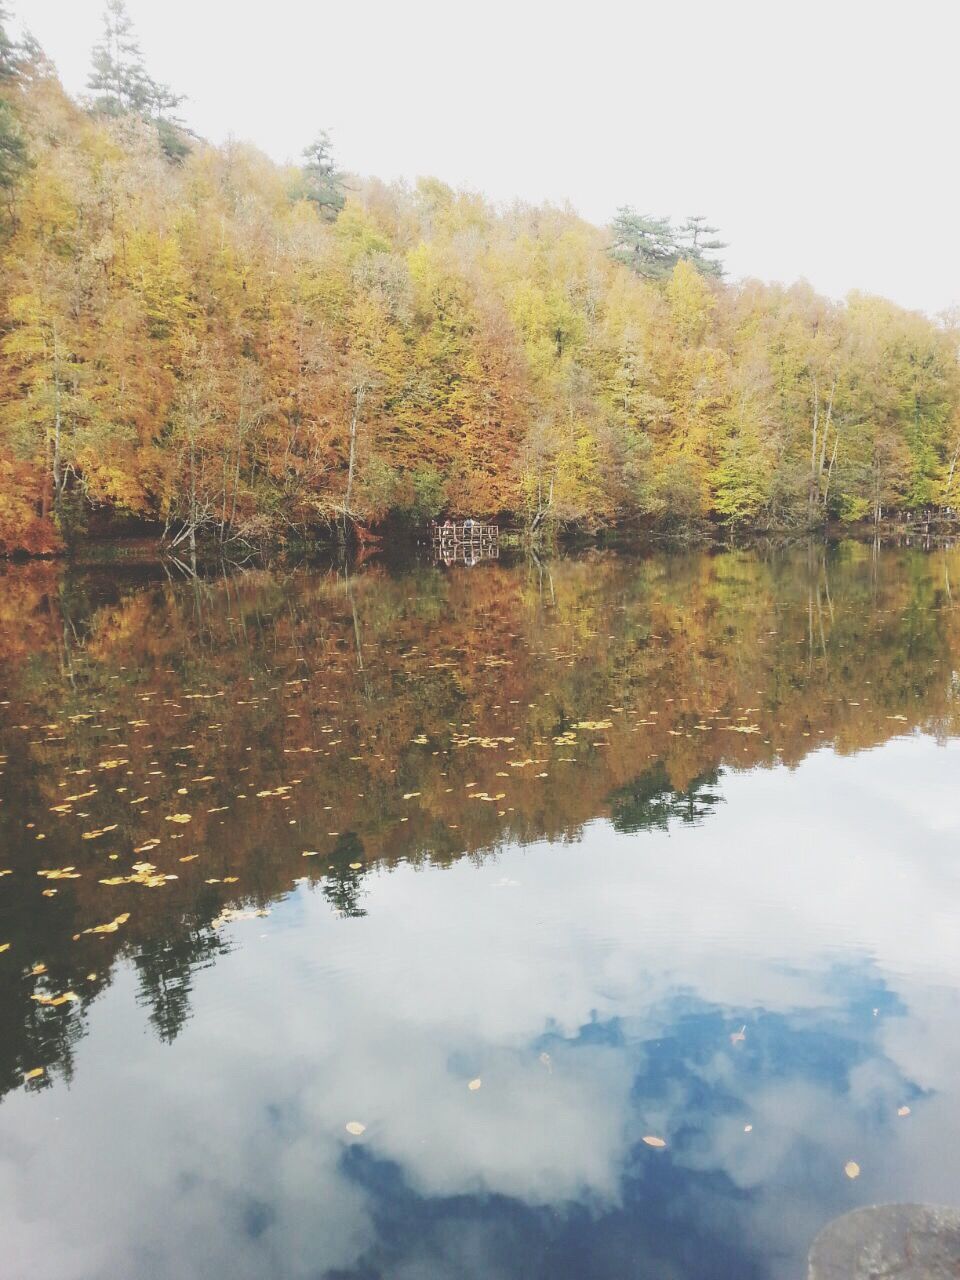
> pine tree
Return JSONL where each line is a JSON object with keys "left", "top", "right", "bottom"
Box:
{"left": 0, "top": 4, "right": 26, "bottom": 211}
{"left": 609, "top": 208, "right": 679, "bottom": 279}
{"left": 678, "top": 215, "right": 726, "bottom": 278}
{"left": 301, "top": 131, "right": 345, "bottom": 219}
{"left": 87, "top": 0, "right": 149, "bottom": 114}
{"left": 87, "top": 1, "right": 188, "bottom": 159}
{"left": 0, "top": 2, "right": 17, "bottom": 81}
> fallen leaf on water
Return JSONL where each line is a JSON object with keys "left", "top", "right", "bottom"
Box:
{"left": 345, "top": 1121, "right": 366, "bottom": 1136}
{"left": 23, "top": 1068, "right": 44, "bottom": 1081}
{"left": 643, "top": 1136, "right": 667, "bottom": 1149}
{"left": 82, "top": 913, "right": 130, "bottom": 935}
{"left": 99, "top": 862, "right": 168, "bottom": 888}
{"left": 302, "top": 851, "right": 319, "bottom": 857}
{"left": 0, "top": 943, "right": 9, "bottom": 954}
{"left": 30, "top": 963, "right": 46, "bottom": 975}
{"left": 165, "top": 813, "right": 192, "bottom": 824}
{"left": 897, "top": 1105, "right": 911, "bottom": 1117}
{"left": 31, "top": 991, "right": 78, "bottom": 1007}
{"left": 844, "top": 1161, "right": 860, "bottom": 1179}
{"left": 468, "top": 1078, "right": 482, "bottom": 1091}
{"left": 402, "top": 792, "right": 421, "bottom": 800}
{"left": 349, "top": 862, "right": 362, "bottom": 870}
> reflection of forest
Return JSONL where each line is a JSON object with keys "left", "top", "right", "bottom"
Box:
{"left": 1, "top": 543, "right": 958, "bottom": 1098}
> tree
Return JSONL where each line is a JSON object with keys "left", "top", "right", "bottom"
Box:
{"left": 0, "top": 4, "right": 26, "bottom": 213}
{"left": 0, "top": 96, "right": 25, "bottom": 207}
{"left": 87, "top": 0, "right": 150, "bottom": 115}
{"left": 609, "top": 208, "right": 679, "bottom": 280}
{"left": 87, "top": 1, "right": 188, "bottom": 159}
{"left": 678, "top": 215, "right": 726, "bottom": 278}
{"left": 300, "top": 131, "right": 344, "bottom": 220}
{"left": 0, "top": 3, "right": 16, "bottom": 81}
{"left": 610, "top": 209, "right": 726, "bottom": 282}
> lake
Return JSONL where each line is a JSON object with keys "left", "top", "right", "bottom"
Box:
{"left": 1, "top": 542, "right": 960, "bottom": 1279}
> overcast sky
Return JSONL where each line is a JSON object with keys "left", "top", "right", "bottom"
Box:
{"left": 10, "top": 0, "right": 959, "bottom": 315}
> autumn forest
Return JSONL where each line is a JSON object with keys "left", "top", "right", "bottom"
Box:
{"left": 1, "top": 2, "right": 959, "bottom": 555}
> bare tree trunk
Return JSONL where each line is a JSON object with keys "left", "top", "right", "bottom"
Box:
{"left": 809, "top": 376, "right": 820, "bottom": 521}
{"left": 344, "top": 383, "right": 366, "bottom": 537}
{"left": 52, "top": 324, "right": 64, "bottom": 524}
{"left": 817, "top": 379, "right": 836, "bottom": 506}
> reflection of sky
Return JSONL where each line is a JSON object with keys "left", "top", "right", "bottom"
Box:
{"left": 3, "top": 736, "right": 960, "bottom": 1279}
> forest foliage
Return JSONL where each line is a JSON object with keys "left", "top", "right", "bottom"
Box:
{"left": 1, "top": 2, "right": 959, "bottom": 553}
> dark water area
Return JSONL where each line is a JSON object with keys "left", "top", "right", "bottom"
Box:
{"left": 1, "top": 543, "right": 959, "bottom": 1279}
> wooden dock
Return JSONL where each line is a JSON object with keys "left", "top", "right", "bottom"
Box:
{"left": 431, "top": 520, "right": 499, "bottom": 564}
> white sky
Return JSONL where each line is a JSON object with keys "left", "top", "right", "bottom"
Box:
{"left": 10, "top": 0, "right": 960, "bottom": 315}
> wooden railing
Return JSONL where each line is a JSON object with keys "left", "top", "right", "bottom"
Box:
{"left": 432, "top": 522, "right": 499, "bottom": 545}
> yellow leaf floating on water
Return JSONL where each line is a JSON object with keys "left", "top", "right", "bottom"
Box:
{"left": 23, "top": 1068, "right": 44, "bottom": 1081}
{"left": 642, "top": 1136, "right": 667, "bottom": 1148}
{"left": 402, "top": 792, "right": 421, "bottom": 800}
{"left": 0, "top": 943, "right": 9, "bottom": 954}
{"left": 38, "top": 867, "right": 81, "bottom": 880}
{"left": 897, "top": 1105, "right": 911, "bottom": 1117}
{"left": 165, "top": 813, "right": 192, "bottom": 824}
{"left": 30, "top": 963, "right": 46, "bottom": 975}
{"left": 576, "top": 721, "right": 613, "bottom": 731}
{"left": 844, "top": 1161, "right": 861, "bottom": 1179}
{"left": 31, "top": 991, "right": 78, "bottom": 1007}
{"left": 83, "top": 913, "right": 130, "bottom": 935}
{"left": 349, "top": 863, "right": 362, "bottom": 870}
{"left": 99, "top": 862, "right": 168, "bottom": 888}
{"left": 468, "top": 1078, "right": 482, "bottom": 1091}
{"left": 345, "top": 1121, "right": 366, "bottom": 1136}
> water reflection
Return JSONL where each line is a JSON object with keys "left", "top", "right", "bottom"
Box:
{"left": 2, "top": 543, "right": 960, "bottom": 1278}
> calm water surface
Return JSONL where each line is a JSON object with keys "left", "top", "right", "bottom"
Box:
{"left": 2, "top": 544, "right": 960, "bottom": 1279}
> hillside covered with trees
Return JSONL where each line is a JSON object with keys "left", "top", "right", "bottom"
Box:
{"left": 1, "top": 1, "right": 959, "bottom": 554}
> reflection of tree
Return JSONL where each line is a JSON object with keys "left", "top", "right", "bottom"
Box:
{"left": 322, "top": 833, "right": 367, "bottom": 918}
{"left": 134, "top": 926, "right": 227, "bottom": 1043}
{"left": 609, "top": 765, "right": 723, "bottom": 834}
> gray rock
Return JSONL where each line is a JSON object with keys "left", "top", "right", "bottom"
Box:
{"left": 808, "top": 1203, "right": 960, "bottom": 1279}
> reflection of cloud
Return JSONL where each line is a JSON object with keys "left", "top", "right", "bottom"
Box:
{"left": 4, "top": 737, "right": 960, "bottom": 1277}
